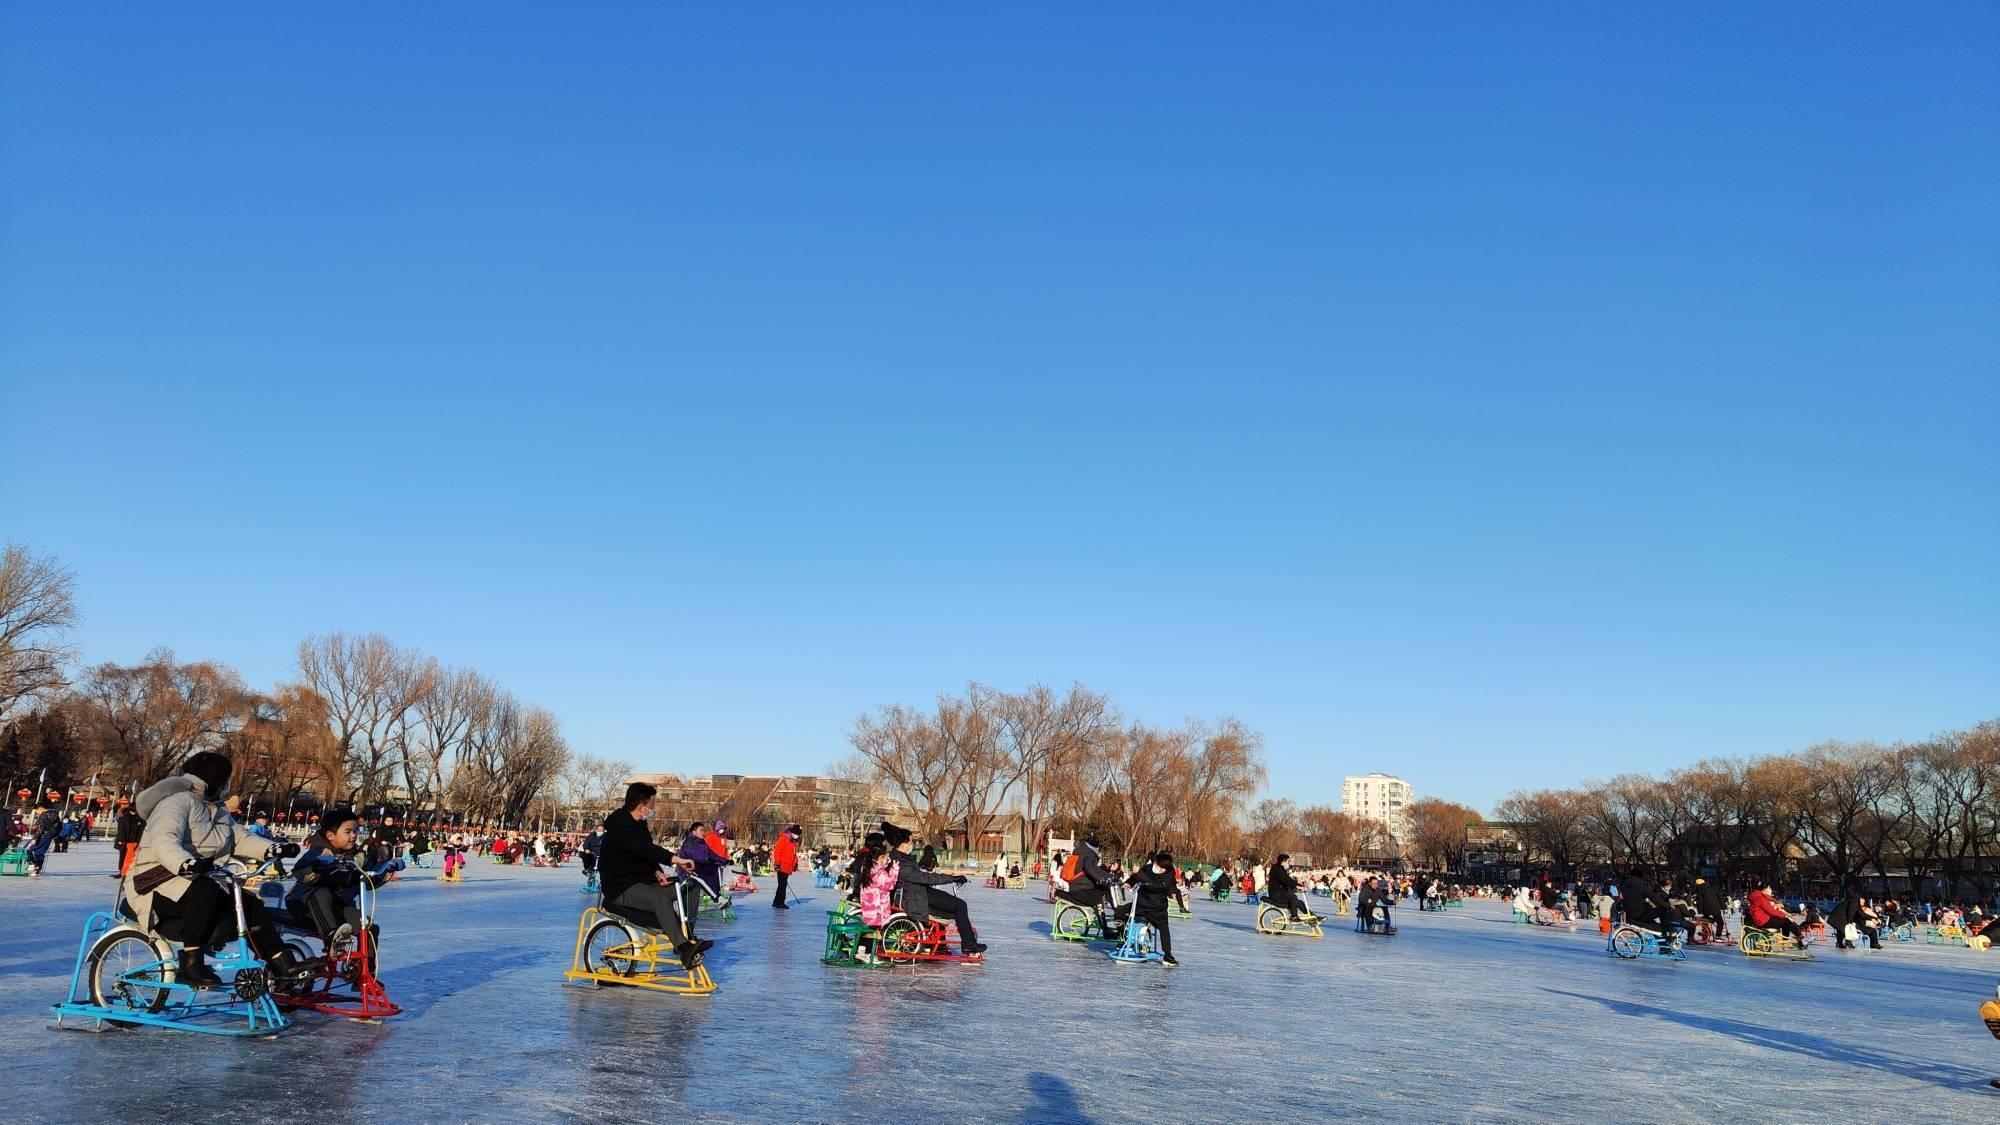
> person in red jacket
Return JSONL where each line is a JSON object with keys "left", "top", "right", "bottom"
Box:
{"left": 1746, "top": 880, "right": 1805, "bottom": 947}
{"left": 772, "top": 824, "right": 800, "bottom": 910}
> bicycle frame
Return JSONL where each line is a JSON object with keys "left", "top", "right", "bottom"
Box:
{"left": 53, "top": 857, "right": 292, "bottom": 1037}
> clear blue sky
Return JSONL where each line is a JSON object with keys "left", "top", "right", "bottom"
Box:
{"left": 3, "top": 5, "right": 1995, "bottom": 812}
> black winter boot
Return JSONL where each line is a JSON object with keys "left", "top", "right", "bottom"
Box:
{"left": 177, "top": 948, "right": 223, "bottom": 989}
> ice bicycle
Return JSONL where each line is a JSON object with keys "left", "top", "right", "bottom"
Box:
{"left": 1739, "top": 925, "right": 1814, "bottom": 960}
{"left": 1354, "top": 901, "right": 1397, "bottom": 935}
{"left": 52, "top": 851, "right": 302, "bottom": 1037}
{"left": 1688, "top": 916, "right": 1734, "bottom": 947}
{"left": 1051, "top": 885, "right": 1132, "bottom": 945}
{"left": 822, "top": 900, "right": 985, "bottom": 968}
{"left": 565, "top": 882, "right": 716, "bottom": 995}
{"left": 1606, "top": 922, "right": 1687, "bottom": 962}
{"left": 1256, "top": 902, "right": 1325, "bottom": 938}
{"left": 266, "top": 860, "right": 402, "bottom": 1020}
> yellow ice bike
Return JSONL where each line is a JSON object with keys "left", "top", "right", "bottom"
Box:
{"left": 564, "top": 883, "right": 715, "bottom": 996}
{"left": 1739, "top": 925, "right": 1814, "bottom": 960}
{"left": 1256, "top": 902, "right": 1325, "bottom": 938}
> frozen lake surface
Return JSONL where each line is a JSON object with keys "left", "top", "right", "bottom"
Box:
{"left": 4, "top": 843, "right": 1996, "bottom": 1123}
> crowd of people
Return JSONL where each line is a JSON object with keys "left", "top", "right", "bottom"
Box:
{"left": 20, "top": 757, "right": 2000, "bottom": 987}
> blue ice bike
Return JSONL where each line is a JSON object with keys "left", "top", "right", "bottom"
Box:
{"left": 1109, "top": 910, "right": 1166, "bottom": 966}
{"left": 812, "top": 866, "right": 838, "bottom": 890}
{"left": 53, "top": 853, "right": 300, "bottom": 1037}
{"left": 582, "top": 866, "right": 600, "bottom": 894}
{"left": 1607, "top": 922, "right": 1687, "bottom": 962}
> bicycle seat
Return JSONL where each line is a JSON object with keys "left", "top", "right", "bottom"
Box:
{"left": 603, "top": 901, "right": 662, "bottom": 931}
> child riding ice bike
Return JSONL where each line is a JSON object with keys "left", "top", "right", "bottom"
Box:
{"left": 272, "top": 807, "right": 401, "bottom": 1019}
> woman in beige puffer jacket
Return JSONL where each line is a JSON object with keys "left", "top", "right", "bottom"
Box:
{"left": 124, "top": 751, "right": 304, "bottom": 988}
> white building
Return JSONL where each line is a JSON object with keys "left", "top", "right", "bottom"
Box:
{"left": 1340, "top": 773, "right": 1414, "bottom": 843}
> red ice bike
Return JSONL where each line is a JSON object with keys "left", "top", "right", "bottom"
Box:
{"left": 271, "top": 861, "right": 401, "bottom": 1020}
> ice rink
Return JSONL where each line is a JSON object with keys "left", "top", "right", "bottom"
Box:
{"left": 3, "top": 843, "right": 1996, "bottom": 1123}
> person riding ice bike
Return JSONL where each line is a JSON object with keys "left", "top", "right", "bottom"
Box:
{"left": 605, "top": 784, "right": 712, "bottom": 970}
{"left": 1054, "top": 835, "right": 1119, "bottom": 930}
{"left": 1263, "top": 855, "right": 1319, "bottom": 922}
{"left": 1618, "top": 874, "right": 1690, "bottom": 946}
{"left": 1745, "top": 880, "right": 1807, "bottom": 948}
{"left": 884, "top": 821, "right": 986, "bottom": 957}
{"left": 286, "top": 807, "right": 392, "bottom": 971}
{"left": 123, "top": 751, "right": 312, "bottom": 988}
{"left": 678, "top": 820, "right": 729, "bottom": 906}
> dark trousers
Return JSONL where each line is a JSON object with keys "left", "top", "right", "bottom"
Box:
{"left": 773, "top": 870, "right": 790, "bottom": 906}
{"left": 1139, "top": 907, "right": 1173, "bottom": 958}
{"left": 909, "top": 887, "right": 978, "bottom": 946}
{"left": 152, "top": 877, "right": 282, "bottom": 958}
{"left": 1755, "top": 915, "right": 1803, "bottom": 941}
{"left": 1056, "top": 885, "right": 1105, "bottom": 911}
{"left": 1268, "top": 890, "right": 1311, "bottom": 918}
{"left": 610, "top": 881, "right": 694, "bottom": 947}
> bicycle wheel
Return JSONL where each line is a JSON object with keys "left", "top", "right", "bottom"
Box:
{"left": 1609, "top": 927, "right": 1645, "bottom": 958}
{"left": 1052, "top": 904, "right": 1092, "bottom": 940}
{"left": 582, "top": 919, "right": 642, "bottom": 976}
{"left": 880, "top": 916, "right": 926, "bottom": 959}
{"left": 87, "top": 928, "right": 174, "bottom": 1017}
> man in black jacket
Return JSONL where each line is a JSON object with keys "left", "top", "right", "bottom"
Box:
{"left": 1265, "top": 854, "right": 1317, "bottom": 921}
{"left": 1693, "top": 876, "right": 1727, "bottom": 933}
{"left": 883, "top": 822, "right": 986, "bottom": 956}
{"left": 1056, "top": 836, "right": 1116, "bottom": 920}
{"left": 600, "top": 783, "right": 711, "bottom": 970}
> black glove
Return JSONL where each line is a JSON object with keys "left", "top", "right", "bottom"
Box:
{"left": 953, "top": 875, "right": 968, "bottom": 885}
{"left": 278, "top": 842, "right": 301, "bottom": 858}
{"left": 179, "top": 857, "right": 215, "bottom": 878}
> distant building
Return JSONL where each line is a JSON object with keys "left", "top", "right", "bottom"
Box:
{"left": 1340, "top": 773, "right": 1414, "bottom": 843}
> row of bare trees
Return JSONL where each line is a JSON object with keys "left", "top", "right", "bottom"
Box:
{"left": 0, "top": 545, "right": 578, "bottom": 825}
{"left": 846, "top": 682, "right": 1272, "bottom": 862}
{"left": 1495, "top": 722, "right": 2000, "bottom": 894}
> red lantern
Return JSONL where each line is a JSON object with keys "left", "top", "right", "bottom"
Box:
{"left": 116, "top": 796, "right": 131, "bottom": 807}
{"left": 71, "top": 792, "right": 87, "bottom": 804}
{"left": 95, "top": 796, "right": 109, "bottom": 807}
{"left": 46, "top": 789, "right": 60, "bottom": 801}
{"left": 14, "top": 788, "right": 27, "bottom": 800}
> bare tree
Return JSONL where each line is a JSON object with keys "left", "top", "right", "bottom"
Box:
{"left": 407, "top": 664, "right": 482, "bottom": 815}
{"left": 1174, "top": 718, "right": 1266, "bottom": 860}
{"left": 297, "top": 633, "right": 433, "bottom": 806}
{"left": 824, "top": 752, "right": 879, "bottom": 845}
{"left": 995, "top": 683, "right": 1118, "bottom": 858}
{"left": 1246, "top": 797, "right": 1300, "bottom": 859}
{"left": 227, "top": 682, "right": 342, "bottom": 809}
{"left": 0, "top": 544, "right": 78, "bottom": 721}
{"left": 1108, "top": 722, "right": 1197, "bottom": 858}
{"left": 78, "top": 649, "right": 248, "bottom": 784}
{"left": 1298, "top": 806, "right": 1366, "bottom": 867}
{"left": 1493, "top": 788, "right": 1596, "bottom": 873}
{"left": 1405, "top": 797, "right": 1484, "bottom": 871}
{"left": 848, "top": 704, "right": 956, "bottom": 842}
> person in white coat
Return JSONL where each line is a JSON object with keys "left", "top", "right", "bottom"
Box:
{"left": 123, "top": 752, "right": 304, "bottom": 988}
